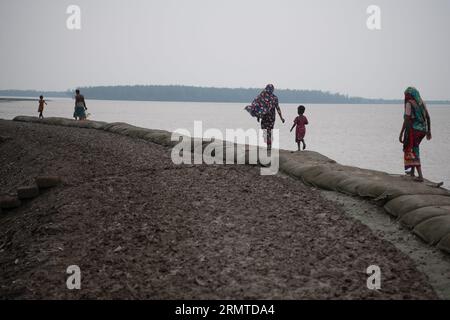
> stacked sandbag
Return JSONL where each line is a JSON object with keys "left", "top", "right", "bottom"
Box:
{"left": 384, "top": 195, "right": 450, "bottom": 218}
{"left": 148, "top": 131, "right": 178, "bottom": 147}
{"left": 279, "top": 151, "right": 335, "bottom": 186}
{"left": 381, "top": 179, "right": 450, "bottom": 200}
{"left": 384, "top": 195, "right": 450, "bottom": 248}
{"left": 400, "top": 206, "right": 450, "bottom": 229}
{"left": 278, "top": 156, "right": 311, "bottom": 180}
{"left": 311, "top": 170, "right": 353, "bottom": 191}
{"left": 279, "top": 155, "right": 390, "bottom": 196}
{"left": 438, "top": 234, "right": 450, "bottom": 254}
{"left": 13, "top": 116, "right": 107, "bottom": 130}
{"left": 414, "top": 216, "right": 450, "bottom": 246}
{"left": 102, "top": 122, "right": 176, "bottom": 147}
{"left": 335, "top": 177, "right": 364, "bottom": 195}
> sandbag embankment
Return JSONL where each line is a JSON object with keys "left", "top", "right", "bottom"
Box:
{"left": 13, "top": 116, "right": 107, "bottom": 130}
{"left": 101, "top": 122, "right": 176, "bottom": 147}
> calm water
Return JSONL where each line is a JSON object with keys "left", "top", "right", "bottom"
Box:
{"left": 1, "top": 98, "right": 449, "bottom": 187}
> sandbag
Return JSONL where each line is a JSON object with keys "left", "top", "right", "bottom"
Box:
{"left": 388, "top": 181, "right": 449, "bottom": 198}
{"left": 437, "top": 234, "right": 450, "bottom": 254}
{"left": 413, "top": 215, "right": 450, "bottom": 245}
{"left": 66, "top": 119, "right": 106, "bottom": 130}
{"left": 13, "top": 115, "right": 33, "bottom": 122}
{"left": 400, "top": 206, "right": 450, "bottom": 229}
{"left": 13, "top": 116, "right": 106, "bottom": 130}
{"left": 384, "top": 194, "right": 450, "bottom": 218}
{"left": 103, "top": 123, "right": 175, "bottom": 146}
{"left": 122, "top": 127, "right": 153, "bottom": 139}
{"left": 335, "top": 177, "right": 365, "bottom": 196}
{"left": 101, "top": 122, "right": 126, "bottom": 131}
{"left": 279, "top": 150, "right": 336, "bottom": 166}
{"left": 46, "top": 118, "right": 68, "bottom": 126}
{"left": 311, "top": 171, "right": 348, "bottom": 191}
{"left": 355, "top": 180, "right": 388, "bottom": 198}
{"left": 103, "top": 123, "right": 134, "bottom": 134}
{"left": 279, "top": 158, "right": 312, "bottom": 179}
{"left": 300, "top": 165, "right": 329, "bottom": 185}
{"left": 87, "top": 120, "right": 107, "bottom": 129}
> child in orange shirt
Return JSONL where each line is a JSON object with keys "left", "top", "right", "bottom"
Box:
{"left": 38, "top": 95, "right": 47, "bottom": 119}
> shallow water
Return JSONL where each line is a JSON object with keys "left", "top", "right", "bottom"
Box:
{"left": 1, "top": 98, "right": 449, "bottom": 187}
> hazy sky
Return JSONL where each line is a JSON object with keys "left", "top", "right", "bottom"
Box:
{"left": 1, "top": 0, "right": 449, "bottom": 99}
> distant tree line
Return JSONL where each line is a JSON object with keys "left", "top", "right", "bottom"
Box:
{"left": 1, "top": 85, "right": 449, "bottom": 104}
{"left": 0, "top": 90, "right": 69, "bottom": 98}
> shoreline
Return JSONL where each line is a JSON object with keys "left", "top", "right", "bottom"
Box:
{"left": 1, "top": 117, "right": 450, "bottom": 299}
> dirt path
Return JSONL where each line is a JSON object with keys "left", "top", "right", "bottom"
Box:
{"left": 0, "top": 120, "right": 438, "bottom": 299}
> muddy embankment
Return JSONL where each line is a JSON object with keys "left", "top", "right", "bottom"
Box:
{"left": 11, "top": 116, "right": 450, "bottom": 257}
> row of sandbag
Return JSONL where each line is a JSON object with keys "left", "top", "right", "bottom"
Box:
{"left": 13, "top": 116, "right": 262, "bottom": 163}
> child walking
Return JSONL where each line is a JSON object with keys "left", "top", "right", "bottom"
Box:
{"left": 38, "top": 95, "right": 47, "bottom": 119}
{"left": 290, "top": 105, "right": 309, "bottom": 151}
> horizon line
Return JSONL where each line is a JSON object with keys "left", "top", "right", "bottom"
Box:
{"left": 1, "top": 84, "right": 449, "bottom": 103}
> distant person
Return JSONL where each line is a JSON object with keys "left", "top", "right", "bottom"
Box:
{"left": 399, "top": 87, "right": 432, "bottom": 182}
{"left": 37, "top": 95, "right": 47, "bottom": 119}
{"left": 245, "top": 84, "right": 285, "bottom": 151}
{"left": 290, "top": 105, "right": 309, "bottom": 151}
{"left": 73, "top": 89, "right": 87, "bottom": 121}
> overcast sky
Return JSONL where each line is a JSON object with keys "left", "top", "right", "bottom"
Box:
{"left": 0, "top": 0, "right": 449, "bottom": 99}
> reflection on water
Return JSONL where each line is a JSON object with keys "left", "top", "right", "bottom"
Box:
{"left": 1, "top": 98, "right": 449, "bottom": 187}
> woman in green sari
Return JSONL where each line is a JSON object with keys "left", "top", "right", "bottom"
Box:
{"left": 399, "top": 87, "right": 432, "bottom": 182}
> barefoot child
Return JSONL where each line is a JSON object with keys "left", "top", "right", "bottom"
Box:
{"left": 38, "top": 95, "right": 47, "bottom": 119}
{"left": 290, "top": 105, "right": 309, "bottom": 151}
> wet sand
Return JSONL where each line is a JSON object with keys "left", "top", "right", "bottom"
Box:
{"left": 0, "top": 120, "right": 439, "bottom": 299}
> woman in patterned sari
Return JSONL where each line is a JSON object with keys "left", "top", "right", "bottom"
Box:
{"left": 245, "top": 84, "right": 285, "bottom": 151}
{"left": 399, "top": 87, "right": 432, "bottom": 182}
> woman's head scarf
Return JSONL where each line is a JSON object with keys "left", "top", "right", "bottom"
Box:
{"left": 404, "top": 87, "right": 427, "bottom": 132}
{"left": 405, "top": 87, "right": 424, "bottom": 106}
{"left": 265, "top": 84, "right": 274, "bottom": 95}
{"left": 245, "top": 84, "right": 278, "bottom": 118}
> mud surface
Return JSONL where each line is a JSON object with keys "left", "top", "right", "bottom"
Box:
{"left": 0, "top": 120, "right": 438, "bottom": 299}
{"left": 321, "top": 190, "right": 450, "bottom": 299}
